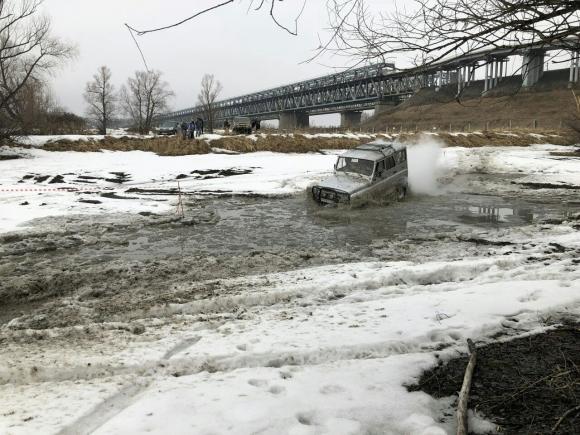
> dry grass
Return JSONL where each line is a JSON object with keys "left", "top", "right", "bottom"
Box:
{"left": 42, "top": 136, "right": 211, "bottom": 156}
{"left": 418, "top": 130, "right": 579, "bottom": 147}
{"left": 210, "top": 135, "right": 367, "bottom": 153}
{"left": 38, "top": 135, "right": 365, "bottom": 155}
{"left": 8, "top": 129, "right": 578, "bottom": 157}
{"left": 367, "top": 84, "right": 580, "bottom": 133}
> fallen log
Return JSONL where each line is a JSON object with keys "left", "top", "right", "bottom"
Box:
{"left": 457, "top": 338, "right": 477, "bottom": 435}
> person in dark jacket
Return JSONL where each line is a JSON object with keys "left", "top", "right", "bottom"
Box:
{"left": 180, "top": 122, "right": 187, "bottom": 140}
{"left": 196, "top": 117, "right": 204, "bottom": 136}
{"left": 188, "top": 120, "right": 195, "bottom": 139}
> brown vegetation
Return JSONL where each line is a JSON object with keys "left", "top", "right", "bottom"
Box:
{"left": 42, "top": 136, "right": 211, "bottom": 156}
{"left": 365, "top": 71, "right": 580, "bottom": 133}
{"left": 20, "top": 129, "right": 579, "bottom": 157}
{"left": 402, "top": 130, "right": 579, "bottom": 147}
{"left": 209, "top": 135, "right": 366, "bottom": 153}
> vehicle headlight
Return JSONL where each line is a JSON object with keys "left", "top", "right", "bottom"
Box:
{"left": 312, "top": 186, "right": 321, "bottom": 196}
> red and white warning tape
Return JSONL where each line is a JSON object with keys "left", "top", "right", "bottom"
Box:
{"left": 0, "top": 187, "right": 101, "bottom": 192}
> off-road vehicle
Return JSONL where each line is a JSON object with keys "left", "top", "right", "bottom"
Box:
{"left": 311, "top": 140, "right": 408, "bottom": 205}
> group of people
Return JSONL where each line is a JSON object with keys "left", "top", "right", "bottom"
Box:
{"left": 180, "top": 118, "right": 204, "bottom": 139}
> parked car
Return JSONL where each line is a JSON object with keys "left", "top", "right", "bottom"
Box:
{"left": 157, "top": 121, "right": 179, "bottom": 136}
{"left": 232, "top": 117, "right": 252, "bottom": 134}
{"left": 311, "top": 140, "right": 408, "bottom": 205}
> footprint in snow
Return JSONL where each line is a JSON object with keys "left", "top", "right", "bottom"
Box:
{"left": 319, "top": 384, "right": 346, "bottom": 395}
{"left": 248, "top": 379, "right": 268, "bottom": 388}
{"left": 268, "top": 385, "right": 285, "bottom": 395}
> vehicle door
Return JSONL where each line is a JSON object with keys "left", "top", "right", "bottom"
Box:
{"left": 375, "top": 156, "right": 398, "bottom": 193}
{"left": 368, "top": 159, "right": 386, "bottom": 196}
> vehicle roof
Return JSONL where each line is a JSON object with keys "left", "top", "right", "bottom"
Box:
{"left": 341, "top": 140, "right": 405, "bottom": 161}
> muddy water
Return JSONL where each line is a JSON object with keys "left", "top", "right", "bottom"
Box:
{"left": 1, "top": 174, "right": 578, "bottom": 327}
{"left": 82, "top": 189, "right": 577, "bottom": 262}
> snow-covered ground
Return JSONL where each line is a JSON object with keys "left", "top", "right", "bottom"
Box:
{"left": 0, "top": 149, "right": 337, "bottom": 233}
{"left": 1, "top": 141, "right": 579, "bottom": 434}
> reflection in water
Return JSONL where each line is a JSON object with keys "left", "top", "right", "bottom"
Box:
{"left": 457, "top": 205, "right": 534, "bottom": 224}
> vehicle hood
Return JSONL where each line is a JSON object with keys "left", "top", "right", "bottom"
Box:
{"left": 315, "top": 173, "right": 369, "bottom": 194}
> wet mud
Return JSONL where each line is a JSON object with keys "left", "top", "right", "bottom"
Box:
{"left": 1, "top": 180, "right": 578, "bottom": 334}
{"left": 408, "top": 325, "right": 580, "bottom": 434}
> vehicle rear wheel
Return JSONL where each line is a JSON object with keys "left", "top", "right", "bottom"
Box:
{"left": 396, "top": 186, "right": 407, "bottom": 201}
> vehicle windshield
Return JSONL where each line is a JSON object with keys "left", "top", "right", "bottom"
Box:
{"left": 161, "top": 122, "right": 176, "bottom": 128}
{"left": 335, "top": 156, "right": 374, "bottom": 177}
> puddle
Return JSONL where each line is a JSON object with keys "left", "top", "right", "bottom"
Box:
{"left": 80, "top": 189, "right": 579, "bottom": 262}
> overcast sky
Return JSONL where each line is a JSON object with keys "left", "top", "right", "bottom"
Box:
{"left": 43, "top": 0, "right": 398, "bottom": 121}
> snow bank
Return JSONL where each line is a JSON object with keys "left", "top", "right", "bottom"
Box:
{"left": 0, "top": 148, "right": 335, "bottom": 233}
{"left": 440, "top": 144, "right": 580, "bottom": 188}
{"left": 302, "top": 132, "right": 374, "bottom": 140}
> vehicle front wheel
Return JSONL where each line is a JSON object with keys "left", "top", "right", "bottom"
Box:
{"left": 396, "top": 186, "right": 407, "bottom": 201}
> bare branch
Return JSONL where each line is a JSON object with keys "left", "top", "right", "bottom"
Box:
{"left": 125, "top": 0, "right": 235, "bottom": 36}
{"left": 315, "top": 0, "right": 580, "bottom": 67}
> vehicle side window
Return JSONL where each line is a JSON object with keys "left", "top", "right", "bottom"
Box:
{"left": 395, "top": 150, "right": 407, "bottom": 164}
{"left": 375, "top": 160, "right": 385, "bottom": 177}
{"left": 386, "top": 156, "right": 396, "bottom": 170}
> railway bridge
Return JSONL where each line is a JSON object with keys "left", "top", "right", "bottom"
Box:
{"left": 159, "top": 41, "right": 580, "bottom": 129}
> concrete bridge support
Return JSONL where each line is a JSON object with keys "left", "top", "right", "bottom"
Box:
{"left": 340, "top": 111, "right": 362, "bottom": 129}
{"left": 279, "top": 111, "right": 309, "bottom": 130}
{"left": 456, "top": 65, "right": 475, "bottom": 94}
{"left": 522, "top": 51, "right": 545, "bottom": 87}
{"left": 569, "top": 51, "right": 579, "bottom": 86}
{"left": 483, "top": 58, "right": 507, "bottom": 94}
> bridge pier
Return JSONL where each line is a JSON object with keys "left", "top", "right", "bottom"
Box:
{"left": 279, "top": 111, "right": 309, "bottom": 130}
{"left": 522, "top": 50, "right": 545, "bottom": 87}
{"left": 340, "top": 111, "right": 362, "bottom": 129}
{"left": 483, "top": 58, "right": 507, "bottom": 95}
{"left": 569, "top": 50, "right": 579, "bottom": 86}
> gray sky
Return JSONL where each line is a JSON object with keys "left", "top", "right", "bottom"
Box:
{"left": 43, "top": 0, "right": 397, "bottom": 121}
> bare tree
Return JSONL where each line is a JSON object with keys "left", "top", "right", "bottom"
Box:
{"left": 84, "top": 66, "right": 116, "bottom": 135}
{"left": 120, "top": 70, "right": 174, "bottom": 134}
{"left": 197, "top": 74, "right": 223, "bottom": 134}
{"left": 0, "top": 0, "right": 75, "bottom": 133}
{"left": 318, "top": 0, "right": 580, "bottom": 67}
